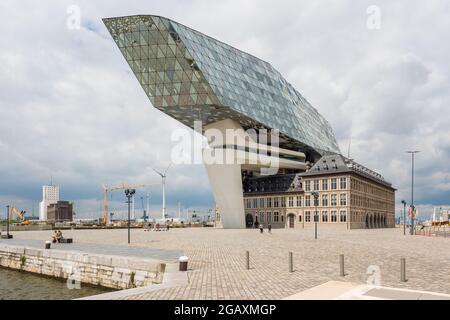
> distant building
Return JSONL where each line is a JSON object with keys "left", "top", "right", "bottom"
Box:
{"left": 46, "top": 201, "right": 73, "bottom": 223}
{"left": 243, "top": 155, "right": 396, "bottom": 229}
{"left": 39, "top": 185, "right": 59, "bottom": 221}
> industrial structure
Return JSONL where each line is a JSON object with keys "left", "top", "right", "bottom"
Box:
{"left": 10, "top": 206, "right": 30, "bottom": 225}
{"left": 101, "top": 182, "right": 158, "bottom": 224}
{"left": 46, "top": 201, "right": 73, "bottom": 223}
{"left": 104, "top": 15, "right": 395, "bottom": 229}
{"left": 39, "top": 185, "right": 59, "bottom": 221}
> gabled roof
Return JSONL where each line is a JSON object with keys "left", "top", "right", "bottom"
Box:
{"left": 302, "top": 154, "right": 394, "bottom": 189}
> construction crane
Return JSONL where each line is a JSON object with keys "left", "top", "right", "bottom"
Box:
{"left": 140, "top": 196, "right": 147, "bottom": 222}
{"left": 10, "top": 206, "right": 31, "bottom": 225}
{"left": 101, "top": 183, "right": 157, "bottom": 225}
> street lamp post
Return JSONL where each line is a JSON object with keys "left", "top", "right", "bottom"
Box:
{"left": 1, "top": 205, "right": 13, "bottom": 239}
{"left": 407, "top": 151, "right": 420, "bottom": 235}
{"left": 6, "top": 205, "right": 10, "bottom": 237}
{"left": 401, "top": 200, "right": 407, "bottom": 235}
{"left": 312, "top": 191, "right": 319, "bottom": 240}
{"left": 125, "top": 189, "right": 135, "bottom": 244}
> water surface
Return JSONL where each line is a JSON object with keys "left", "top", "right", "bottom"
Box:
{"left": 0, "top": 267, "right": 112, "bottom": 300}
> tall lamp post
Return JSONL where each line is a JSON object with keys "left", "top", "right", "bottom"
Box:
{"left": 407, "top": 151, "right": 420, "bottom": 235}
{"left": 6, "top": 205, "right": 10, "bottom": 237}
{"left": 125, "top": 189, "right": 135, "bottom": 244}
{"left": 401, "top": 200, "right": 407, "bottom": 235}
{"left": 2, "top": 205, "right": 13, "bottom": 239}
{"left": 312, "top": 191, "right": 319, "bottom": 239}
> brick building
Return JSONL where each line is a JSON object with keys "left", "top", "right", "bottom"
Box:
{"left": 243, "top": 155, "right": 395, "bottom": 229}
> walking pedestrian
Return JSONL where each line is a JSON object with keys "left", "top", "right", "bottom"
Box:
{"left": 259, "top": 224, "right": 264, "bottom": 234}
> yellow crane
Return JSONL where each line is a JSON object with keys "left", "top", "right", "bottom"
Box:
{"left": 101, "top": 183, "right": 158, "bottom": 225}
{"left": 10, "top": 206, "right": 31, "bottom": 225}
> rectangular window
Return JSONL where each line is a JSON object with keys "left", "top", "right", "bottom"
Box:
{"left": 281, "top": 197, "right": 286, "bottom": 208}
{"left": 296, "top": 196, "right": 302, "bottom": 207}
{"left": 340, "top": 211, "right": 347, "bottom": 222}
{"left": 267, "top": 198, "right": 272, "bottom": 208}
{"left": 299, "top": 214, "right": 302, "bottom": 222}
{"left": 274, "top": 197, "right": 279, "bottom": 208}
{"left": 322, "top": 195, "right": 328, "bottom": 207}
{"left": 331, "top": 178, "right": 337, "bottom": 190}
{"left": 274, "top": 211, "right": 279, "bottom": 222}
{"left": 260, "top": 212, "right": 265, "bottom": 223}
{"left": 288, "top": 197, "right": 294, "bottom": 207}
{"left": 322, "top": 211, "right": 328, "bottom": 222}
{"left": 340, "top": 177, "right": 347, "bottom": 189}
{"left": 253, "top": 198, "right": 258, "bottom": 209}
{"left": 305, "top": 180, "right": 310, "bottom": 192}
{"left": 305, "top": 211, "right": 311, "bottom": 222}
{"left": 340, "top": 194, "right": 347, "bottom": 206}
{"left": 266, "top": 212, "right": 272, "bottom": 223}
{"left": 322, "top": 179, "right": 328, "bottom": 190}
{"left": 314, "top": 179, "right": 319, "bottom": 191}
{"left": 331, "top": 210, "right": 337, "bottom": 222}
{"left": 259, "top": 198, "right": 265, "bottom": 208}
{"left": 331, "top": 194, "right": 337, "bottom": 206}
{"left": 305, "top": 195, "right": 311, "bottom": 207}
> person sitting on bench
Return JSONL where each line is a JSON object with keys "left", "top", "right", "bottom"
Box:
{"left": 51, "top": 231, "right": 57, "bottom": 243}
{"left": 52, "top": 230, "right": 63, "bottom": 243}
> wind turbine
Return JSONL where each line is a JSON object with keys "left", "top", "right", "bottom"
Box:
{"left": 153, "top": 163, "right": 172, "bottom": 221}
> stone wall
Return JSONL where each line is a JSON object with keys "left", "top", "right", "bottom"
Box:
{"left": 1, "top": 224, "right": 53, "bottom": 231}
{"left": 0, "top": 244, "right": 165, "bottom": 290}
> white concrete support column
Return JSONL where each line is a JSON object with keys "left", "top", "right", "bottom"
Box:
{"left": 202, "top": 118, "right": 306, "bottom": 229}
{"left": 204, "top": 162, "right": 246, "bottom": 229}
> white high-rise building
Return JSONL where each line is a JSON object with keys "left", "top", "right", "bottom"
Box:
{"left": 39, "top": 185, "right": 60, "bottom": 221}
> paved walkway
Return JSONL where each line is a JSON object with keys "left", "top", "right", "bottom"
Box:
{"left": 284, "top": 281, "right": 450, "bottom": 300}
{"left": 0, "top": 238, "right": 182, "bottom": 261}
{"left": 9, "top": 226, "right": 450, "bottom": 300}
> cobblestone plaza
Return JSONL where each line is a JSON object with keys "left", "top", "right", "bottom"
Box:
{"left": 11, "top": 226, "right": 450, "bottom": 299}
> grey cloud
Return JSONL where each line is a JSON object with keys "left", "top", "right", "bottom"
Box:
{"left": 1, "top": 0, "right": 449, "bottom": 219}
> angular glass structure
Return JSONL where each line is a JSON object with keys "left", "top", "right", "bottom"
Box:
{"left": 104, "top": 15, "right": 344, "bottom": 228}
{"left": 103, "top": 15, "right": 340, "bottom": 157}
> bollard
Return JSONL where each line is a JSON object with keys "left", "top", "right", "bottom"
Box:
{"left": 45, "top": 241, "right": 51, "bottom": 250}
{"left": 179, "top": 256, "right": 188, "bottom": 271}
{"left": 400, "top": 258, "right": 406, "bottom": 282}
{"left": 339, "top": 254, "right": 345, "bottom": 277}
{"left": 246, "top": 251, "right": 250, "bottom": 270}
{"left": 289, "top": 252, "right": 293, "bottom": 273}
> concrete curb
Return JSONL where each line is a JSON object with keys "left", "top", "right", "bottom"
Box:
{"left": 77, "top": 263, "right": 189, "bottom": 300}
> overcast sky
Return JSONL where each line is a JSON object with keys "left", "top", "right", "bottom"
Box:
{"left": 1, "top": 0, "right": 449, "bottom": 220}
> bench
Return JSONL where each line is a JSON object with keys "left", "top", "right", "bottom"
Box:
{"left": 60, "top": 238, "right": 73, "bottom": 243}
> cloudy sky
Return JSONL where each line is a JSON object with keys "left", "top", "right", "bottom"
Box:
{"left": 1, "top": 0, "right": 449, "bottom": 220}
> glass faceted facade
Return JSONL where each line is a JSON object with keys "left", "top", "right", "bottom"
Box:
{"left": 103, "top": 15, "right": 340, "bottom": 156}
